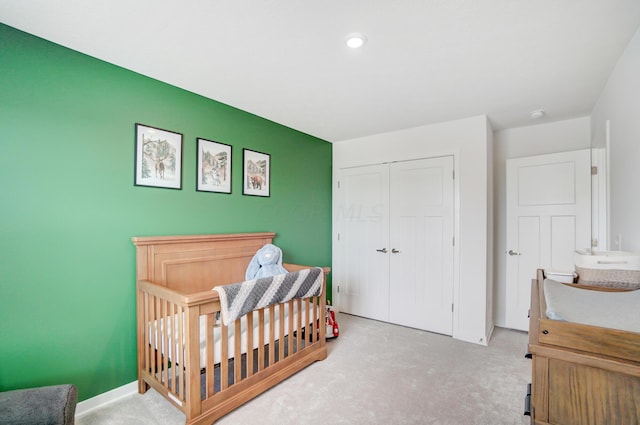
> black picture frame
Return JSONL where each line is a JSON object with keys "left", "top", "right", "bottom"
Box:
{"left": 196, "top": 138, "right": 232, "bottom": 194}
{"left": 242, "top": 149, "right": 270, "bottom": 197}
{"left": 134, "top": 123, "right": 183, "bottom": 189}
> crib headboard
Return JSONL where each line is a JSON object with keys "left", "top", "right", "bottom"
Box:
{"left": 132, "top": 232, "right": 275, "bottom": 293}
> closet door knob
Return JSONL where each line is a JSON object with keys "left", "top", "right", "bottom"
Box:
{"left": 507, "top": 250, "right": 521, "bottom": 256}
{"left": 376, "top": 248, "right": 388, "bottom": 253}
{"left": 392, "top": 249, "right": 400, "bottom": 254}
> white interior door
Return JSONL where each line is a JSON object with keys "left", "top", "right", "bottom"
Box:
{"left": 505, "top": 149, "right": 591, "bottom": 331}
{"left": 389, "top": 157, "right": 454, "bottom": 334}
{"left": 337, "top": 164, "right": 390, "bottom": 321}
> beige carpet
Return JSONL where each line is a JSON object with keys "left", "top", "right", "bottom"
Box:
{"left": 77, "top": 313, "right": 531, "bottom": 425}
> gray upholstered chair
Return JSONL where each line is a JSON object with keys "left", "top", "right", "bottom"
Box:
{"left": 0, "top": 384, "right": 77, "bottom": 425}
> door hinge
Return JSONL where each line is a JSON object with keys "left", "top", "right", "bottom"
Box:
{"left": 337, "top": 233, "right": 340, "bottom": 241}
{"left": 452, "top": 237, "right": 455, "bottom": 246}
{"left": 453, "top": 170, "right": 455, "bottom": 180}
{"left": 337, "top": 285, "right": 340, "bottom": 293}
{"left": 452, "top": 304, "right": 454, "bottom": 312}
{"left": 591, "top": 166, "right": 598, "bottom": 175}
{"left": 337, "top": 180, "right": 341, "bottom": 188}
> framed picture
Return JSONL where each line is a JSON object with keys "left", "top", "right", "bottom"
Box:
{"left": 134, "top": 123, "right": 183, "bottom": 189}
{"left": 197, "top": 138, "right": 232, "bottom": 193}
{"left": 243, "top": 149, "right": 270, "bottom": 197}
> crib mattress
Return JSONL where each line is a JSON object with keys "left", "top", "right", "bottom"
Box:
{"left": 151, "top": 302, "right": 319, "bottom": 368}
{"left": 544, "top": 278, "right": 640, "bottom": 333}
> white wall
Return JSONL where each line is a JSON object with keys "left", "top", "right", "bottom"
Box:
{"left": 492, "top": 117, "right": 591, "bottom": 327}
{"left": 333, "top": 115, "right": 492, "bottom": 345}
{"left": 591, "top": 26, "right": 640, "bottom": 252}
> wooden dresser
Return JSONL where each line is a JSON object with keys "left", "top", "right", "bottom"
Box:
{"left": 526, "top": 269, "right": 640, "bottom": 425}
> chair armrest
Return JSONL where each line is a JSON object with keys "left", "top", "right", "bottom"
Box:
{"left": 0, "top": 384, "right": 78, "bottom": 425}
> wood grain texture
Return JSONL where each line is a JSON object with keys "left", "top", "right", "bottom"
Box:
{"left": 548, "top": 359, "right": 640, "bottom": 425}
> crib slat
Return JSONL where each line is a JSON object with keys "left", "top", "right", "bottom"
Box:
{"left": 307, "top": 298, "right": 313, "bottom": 343}
{"left": 143, "top": 293, "right": 150, "bottom": 374}
{"left": 162, "top": 300, "right": 169, "bottom": 386}
{"left": 234, "top": 319, "right": 241, "bottom": 384}
{"left": 296, "top": 298, "right": 302, "bottom": 350}
{"left": 148, "top": 295, "right": 155, "bottom": 376}
{"left": 247, "top": 312, "right": 254, "bottom": 377}
{"left": 176, "top": 304, "right": 184, "bottom": 401}
{"left": 206, "top": 313, "right": 215, "bottom": 397}
{"left": 169, "top": 303, "right": 177, "bottom": 396}
{"left": 279, "top": 304, "right": 285, "bottom": 361}
{"left": 314, "top": 298, "right": 317, "bottom": 343}
{"left": 221, "top": 322, "right": 228, "bottom": 390}
{"left": 311, "top": 297, "right": 317, "bottom": 343}
{"left": 268, "top": 305, "right": 275, "bottom": 367}
{"left": 166, "top": 303, "right": 171, "bottom": 394}
{"left": 258, "top": 309, "right": 265, "bottom": 372}
{"left": 154, "top": 296, "right": 161, "bottom": 377}
{"left": 312, "top": 297, "right": 318, "bottom": 342}
{"left": 288, "top": 300, "right": 294, "bottom": 355}
{"left": 185, "top": 308, "right": 200, "bottom": 417}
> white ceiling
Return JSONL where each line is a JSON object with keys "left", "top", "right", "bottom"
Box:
{"left": 1, "top": 1, "right": 640, "bottom": 142}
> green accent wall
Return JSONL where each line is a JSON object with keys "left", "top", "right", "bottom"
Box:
{"left": 0, "top": 24, "right": 332, "bottom": 401}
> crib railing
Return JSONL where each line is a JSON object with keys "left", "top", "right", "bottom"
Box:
{"left": 136, "top": 277, "right": 326, "bottom": 424}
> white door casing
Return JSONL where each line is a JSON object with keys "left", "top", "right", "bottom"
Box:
{"left": 505, "top": 149, "right": 591, "bottom": 331}
{"left": 591, "top": 147, "right": 608, "bottom": 251}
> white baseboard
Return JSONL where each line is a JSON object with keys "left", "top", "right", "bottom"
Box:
{"left": 76, "top": 381, "right": 138, "bottom": 417}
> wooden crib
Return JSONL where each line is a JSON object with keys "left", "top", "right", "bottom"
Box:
{"left": 132, "top": 233, "right": 328, "bottom": 425}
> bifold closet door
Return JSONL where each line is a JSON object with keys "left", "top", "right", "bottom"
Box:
{"left": 338, "top": 163, "right": 390, "bottom": 322}
{"left": 338, "top": 157, "right": 454, "bottom": 334}
{"left": 389, "top": 156, "right": 455, "bottom": 335}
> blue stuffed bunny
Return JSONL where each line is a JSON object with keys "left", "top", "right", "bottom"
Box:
{"left": 245, "top": 244, "right": 288, "bottom": 280}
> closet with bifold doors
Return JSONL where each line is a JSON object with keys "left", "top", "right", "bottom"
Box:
{"left": 337, "top": 155, "right": 455, "bottom": 335}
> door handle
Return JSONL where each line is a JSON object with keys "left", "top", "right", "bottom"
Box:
{"left": 391, "top": 248, "right": 400, "bottom": 254}
{"left": 507, "top": 250, "right": 521, "bottom": 256}
{"left": 376, "top": 248, "right": 388, "bottom": 253}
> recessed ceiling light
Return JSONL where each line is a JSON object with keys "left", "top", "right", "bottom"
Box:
{"left": 345, "top": 33, "right": 367, "bottom": 49}
{"left": 530, "top": 109, "right": 546, "bottom": 120}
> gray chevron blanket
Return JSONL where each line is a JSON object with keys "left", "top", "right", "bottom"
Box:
{"left": 213, "top": 267, "right": 323, "bottom": 326}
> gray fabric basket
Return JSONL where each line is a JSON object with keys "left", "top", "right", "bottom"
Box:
{"left": 576, "top": 266, "right": 640, "bottom": 290}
